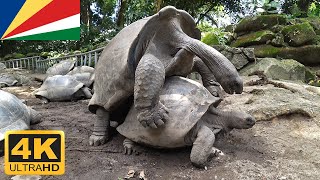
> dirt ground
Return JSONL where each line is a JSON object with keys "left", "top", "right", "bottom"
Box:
{"left": 1, "top": 84, "right": 320, "bottom": 180}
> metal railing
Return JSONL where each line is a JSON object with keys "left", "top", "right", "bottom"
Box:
{"left": 3, "top": 47, "right": 105, "bottom": 73}
{"left": 3, "top": 56, "right": 41, "bottom": 71}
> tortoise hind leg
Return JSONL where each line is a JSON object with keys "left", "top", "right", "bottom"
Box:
{"left": 190, "top": 125, "right": 215, "bottom": 168}
{"left": 123, "top": 138, "right": 141, "bottom": 155}
{"left": 81, "top": 87, "right": 92, "bottom": 99}
{"left": 89, "top": 107, "right": 110, "bottom": 146}
{"left": 134, "top": 53, "right": 169, "bottom": 128}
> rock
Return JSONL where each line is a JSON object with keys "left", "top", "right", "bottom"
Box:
{"left": 212, "top": 45, "right": 255, "bottom": 70}
{"left": 231, "top": 30, "right": 275, "bottom": 47}
{"left": 281, "top": 22, "right": 316, "bottom": 47}
{"left": 240, "top": 58, "right": 310, "bottom": 82}
{"left": 270, "top": 34, "right": 286, "bottom": 47}
{"left": 301, "top": 17, "right": 320, "bottom": 31}
{"left": 220, "top": 76, "right": 320, "bottom": 125}
{"left": 235, "top": 15, "right": 287, "bottom": 33}
{"left": 0, "top": 63, "right": 6, "bottom": 71}
{"left": 225, "top": 24, "right": 236, "bottom": 33}
{"left": 252, "top": 45, "right": 320, "bottom": 65}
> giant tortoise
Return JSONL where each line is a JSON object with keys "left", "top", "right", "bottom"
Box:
{"left": 117, "top": 76, "right": 255, "bottom": 167}
{"left": 0, "top": 63, "right": 6, "bottom": 71}
{"left": 0, "top": 90, "right": 41, "bottom": 153}
{"left": 67, "top": 66, "right": 95, "bottom": 88}
{"left": 88, "top": 6, "right": 243, "bottom": 146}
{"left": 46, "top": 59, "right": 75, "bottom": 77}
{"left": 0, "top": 73, "right": 18, "bottom": 87}
{"left": 34, "top": 75, "right": 92, "bottom": 103}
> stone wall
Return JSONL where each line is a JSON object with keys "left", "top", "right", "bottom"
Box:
{"left": 228, "top": 15, "right": 320, "bottom": 66}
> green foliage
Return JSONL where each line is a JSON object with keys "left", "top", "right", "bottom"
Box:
{"left": 256, "top": 0, "right": 282, "bottom": 14}
{"left": 308, "top": 2, "right": 320, "bottom": 17}
{"left": 4, "top": 54, "right": 13, "bottom": 60}
{"left": 26, "top": 53, "right": 39, "bottom": 57}
{"left": 202, "top": 32, "right": 220, "bottom": 46}
{"left": 308, "top": 79, "right": 320, "bottom": 86}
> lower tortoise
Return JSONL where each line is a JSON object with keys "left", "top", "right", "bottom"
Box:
{"left": 117, "top": 76, "right": 255, "bottom": 167}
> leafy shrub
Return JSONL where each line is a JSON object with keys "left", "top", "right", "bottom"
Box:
{"left": 26, "top": 52, "right": 39, "bottom": 57}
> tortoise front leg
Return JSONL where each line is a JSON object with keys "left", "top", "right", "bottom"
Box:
{"left": 89, "top": 107, "right": 110, "bottom": 146}
{"left": 134, "top": 53, "right": 169, "bottom": 128}
{"left": 190, "top": 125, "right": 216, "bottom": 168}
{"left": 193, "top": 57, "right": 222, "bottom": 98}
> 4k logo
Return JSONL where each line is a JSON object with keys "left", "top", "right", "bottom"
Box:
{"left": 4, "top": 131, "right": 65, "bottom": 175}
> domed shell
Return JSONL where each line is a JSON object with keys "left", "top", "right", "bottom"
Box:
{"left": 67, "top": 66, "right": 95, "bottom": 87}
{"left": 0, "top": 90, "right": 30, "bottom": 141}
{"left": 117, "top": 76, "right": 220, "bottom": 148}
{"left": 34, "top": 75, "right": 84, "bottom": 101}
{"left": 0, "top": 73, "right": 18, "bottom": 87}
{"left": 0, "top": 62, "right": 6, "bottom": 71}
{"left": 46, "top": 59, "right": 75, "bottom": 76}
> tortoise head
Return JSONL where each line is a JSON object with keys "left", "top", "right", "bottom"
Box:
{"left": 225, "top": 111, "right": 256, "bottom": 130}
{"left": 204, "top": 107, "right": 255, "bottom": 133}
{"left": 129, "top": 6, "right": 243, "bottom": 95}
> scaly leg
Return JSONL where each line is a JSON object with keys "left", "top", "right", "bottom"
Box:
{"left": 134, "top": 53, "right": 169, "bottom": 128}
{"left": 123, "top": 138, "right": 141, "bottom": 155}
{"left": 193, "top": 57, "right": 222, "bottom": 98}
{"left": 89, "top": 107, "right": 110, "bottom": 146}
{"left": 40, "top": 97, "right": 49, "bottom": 104}
{"left": 190, "top": 125, "right": 215, "bottom": 168}
{"left": 81, "top": 87, "right": 93, "bottom": 99}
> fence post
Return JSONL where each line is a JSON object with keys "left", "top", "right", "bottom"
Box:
{"left": 94, "top": 52, "right": 97, "bottom": 67}
{"left": 88, "top": 53, "right": 92, "bottom": 67}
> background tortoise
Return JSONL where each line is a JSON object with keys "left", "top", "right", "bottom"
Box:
{"left": 0, "top": 73, "right": 18, "bottom": 87}
{"left": 0, "top": 63, "right": 6, "bottom": 71}
{"left": 89, "top": 6, "right": 243, "bottom": 146}
{"left": 46, "top": 59, "right": 75, "bottom": 77}
{"left": 67, "top": 66, "right": 95, "bottom": 88}
{"left": 34, "top": 75, "right": 92, "bottom": 103}
{"left": 117, "top": 76, "right": 255, "bottom": 167}
{"left": 0, "top": 90, "right": 41, "bottom": 153}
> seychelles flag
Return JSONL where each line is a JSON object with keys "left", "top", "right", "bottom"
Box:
{"left": 0, "top": 0, "right": 80, "bottom": 40}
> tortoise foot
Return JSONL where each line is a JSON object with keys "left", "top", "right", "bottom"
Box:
{"left": 89, "top": 133, "right": 108, "bottom": 146}
{"left": 123, "top": 138, "right": 141, "bottom": 155}
{"left": 137, "top": 102, "right": 169, "bottom": 128}
{"left": 211, "top": 147, "right": 224, "bottom": 157}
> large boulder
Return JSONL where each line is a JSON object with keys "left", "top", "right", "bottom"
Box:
{"left": 300, "top": 17, "right": 320, "bottom": 34}
{"left": 213, "top": 45, "right": 255, "bottom": 70}
{"left": 221, "top": 76, "right": 320, "bottom": 124}
{"left": 252, "top": 45, "right": 320, "bottom": 65}
{"left": 281, "top": 22, "right": 316, "bottom": 47}
{"left": 240, "top": 58, "right": 313, "bottom": 82}
{"left": 231, "top": 30, "right": 275, "bottom": 47}
{"left": 234, "top": 15, "right": 287, "bottom": 34}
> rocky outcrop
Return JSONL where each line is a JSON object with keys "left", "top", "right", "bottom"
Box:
{"left": 234, "top": 15, "right": 287, "bottom": 33}
{"left": 229, "top": 15, "right": 320, "bottom": 66}
{"left": 220, "top": 76, "right": 320, "bottom": 125}
{"left": 240, "top": 58, "right": 313, "bottom": 82}
{"left": 231, "top": 30, "right": 275, "bottom": 47}
{"left": 281, "top": 22, "right": 316, "bottom": 47}
{"left": 213, "top": 45, "right": 255, "bottom": 70}
{"left": 252, "top": 45, "right": 320, "bottom": 65}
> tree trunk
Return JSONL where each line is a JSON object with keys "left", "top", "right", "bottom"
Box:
{"left": 80, "top": 0, "right": 91, "bottom": 32}
{"left": 297, "top": 0, "right": 313, "bottom": 17}
{"left": 154, "top": 0, "right": 162, "bottom": 13}
{"left": 116, "top": 0, "right": 128, "bottom": 29}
